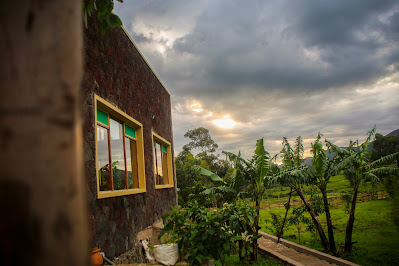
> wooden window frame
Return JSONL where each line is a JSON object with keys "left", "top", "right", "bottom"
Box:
{"left": 95, "top": 94, "right": 146, "bottom": 198}
{"left": 153, "top": 132, "right": 174, "bottom": 189}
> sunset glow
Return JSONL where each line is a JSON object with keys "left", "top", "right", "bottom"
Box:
{"left": 212, "top": 115, "right": 237, "bottom": 129}
{"left": 190, "top": 101, "right": 203, "bottom": 112}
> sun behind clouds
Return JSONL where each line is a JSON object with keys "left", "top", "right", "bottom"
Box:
{"left": 212, "top": 115, "right": 237, "bottom": 129}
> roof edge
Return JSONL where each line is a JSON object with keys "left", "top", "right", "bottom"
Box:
{"left": 120, "top": 25, "right": 170, "bottom": 96}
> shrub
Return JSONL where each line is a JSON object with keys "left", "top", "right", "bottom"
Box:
{"left": 160, "top": 201, "right": 257, "bottom": 265}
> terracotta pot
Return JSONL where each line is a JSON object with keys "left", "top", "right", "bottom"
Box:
{"left": 91, "top": 248, "right": 103, "bottom": 266}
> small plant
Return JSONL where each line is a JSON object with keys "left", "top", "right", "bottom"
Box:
{"left": 287, "top": 205, "right": 312, "bottom": 244}
{"left": 159, "top": 201, "right": 258, "bottom": 265}
{"left": 341, "top": 191, "right": 354, "bottom": 213}
{"left": 266, "top": 212, "right": 288, "bottom": 236}
{"left": 159, "top": 232, "right": 180, "bottom": 244}
{"left": 219, "top": 201, "right": 259, "bottom": 262}
{"left": 160, "top": 201, "right": 237, "bottom": 265}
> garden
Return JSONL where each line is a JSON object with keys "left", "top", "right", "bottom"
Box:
{"left": 169, "top": 127, "right": 399, "bottom": 265}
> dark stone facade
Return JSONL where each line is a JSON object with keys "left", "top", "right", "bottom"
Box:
{"left": 82, "top": 16, "right": 177, "bottom": 258}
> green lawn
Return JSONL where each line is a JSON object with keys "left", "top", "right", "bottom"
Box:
{"left": 259, "top": 199, "right": 399, "bottom": 265}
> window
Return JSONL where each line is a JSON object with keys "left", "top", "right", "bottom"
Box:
{"left": 95, "top": 94, "right": 146, "bottom": 198}
{"left": 153, "top": 132, "right": 174, "bottom": 188}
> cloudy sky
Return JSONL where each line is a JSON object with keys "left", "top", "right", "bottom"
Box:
{"left": 114, "top": 0, "right": 399, "bottom": 159}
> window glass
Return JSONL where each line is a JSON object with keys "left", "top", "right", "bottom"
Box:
{"left": 95, "top": 95, "right": 146, "bottom": 198}
{"left": 125, "top": 137, "right": 139, "bottom": 189}
{"left": 161, "top": 150, "right": 168, "bottom": 184}
{"left": 153, "top": 133, "right": 173, "bottom": 188}
{"left": 110, "top": 118, "right": 126, "bottom": 190}
{"left": 97, "top": 125, "right": 111, "bottom": 191}
{"left": 155, "top": 142, "right": 163, "bottom": 184}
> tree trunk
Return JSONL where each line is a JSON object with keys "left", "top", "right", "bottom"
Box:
{"left": 278, "top": 187, "right": 292, "bottom": 243}
{"left": 297, "top": 189, "right": 329, "bottom": 251}
{"left": 0, "top": 1, "right": 89, "bottom": 265}
{"left": 345, "top": 185, "right": 359, "bottom": 253}
{"left": 321, "top": 189, "right": 337, "bottom": 254}
{"left": 298, "top": 228, "right": 301, "bottom": 244}
{"left": 251, "top": 198, "right": 260, "bottom": 261}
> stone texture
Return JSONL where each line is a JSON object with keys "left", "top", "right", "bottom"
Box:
{"left": 82, "top": 14, "right": 177, "bottom": 259}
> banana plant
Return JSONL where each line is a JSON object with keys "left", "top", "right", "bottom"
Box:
{"left": 198, "top": 138, "right": 274, "bottom": 261}
{"left": 223, "top": 138, "right": 275, "bottom": 261}
{"left": 194, "top": 164, "right": 241, "bottom": 206}
{"left": 327, "top": 126, "right": 399, "bottom": 253}
{"left": 275, "top": 133, "right": 344, "bottom": 254}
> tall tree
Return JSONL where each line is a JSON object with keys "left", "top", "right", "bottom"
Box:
{"left": 183, "top": 127, "right": 218, "bottom": 155}
{"left": 182, "top": 127, "right": 229, "bottom": 177}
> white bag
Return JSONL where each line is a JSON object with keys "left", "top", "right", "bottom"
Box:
{"left": 153, "top": 243, "right": 179, "bottom": 265}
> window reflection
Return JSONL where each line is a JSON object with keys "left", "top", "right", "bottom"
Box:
{"left": 154, "top": 141, "right": 169, "bottom": 185}
{"left": 110, "top": 118, "right": 126, "bottom": 190}
{"left": 97, "top": 125, "right": 111, "bottom": 191}
{"left": 125, "top": 137, "right": 138, "bottom": 189}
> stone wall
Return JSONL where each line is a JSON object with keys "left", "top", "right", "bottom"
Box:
{"left": 82, "top": 15, "right": 177, "bottom": 258}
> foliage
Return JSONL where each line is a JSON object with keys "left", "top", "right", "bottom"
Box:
{"left": 223, "top": 138, "right": 275, "bottom": 261}
{"left": 266, "top": 212, "right": 287, "bottom": 236}
{"left": 340, "top": 191, "right": 353, "bottom": 213}
{"left": 382, "top": 173, "right": 399, "bottom": 230}
{"left": 83, "top": 0, "right": 123, "bottom": 35}
{"left": 194, "top": 166, "right": 224, "bottom": 182}
{"left": 176, "top": 128, "right": 232, "bottom": 207}
{"left": 219, "top": 201, "right": 259, "bottom": 262}
{"left": 160, "top": 201, "right": 257, "bottom": 265}
{"left": 275, "top": 134, "right": 337, "bottom": 253}
{"left": 183, "top": 127, "right": 219, "bottom": 155}
{"left": 305, "top": 186, "right": 325, "bottom": 216}
{"left": 175, "top": 150, "right": 216, "bottom": 206}
{"left": 287, "top": 205, "right": 312, "bottom": 244}
{"left": 294, "top": 136, "right": 305, "bottom": 166}
{"left": 186, "top": 180, "right": 216, "bottom": 208}
{"left": 327, "top": 126, "right": 399, "bottom": 253}
{"left": 371, "top": 133, "right": 399, "bottom": 166}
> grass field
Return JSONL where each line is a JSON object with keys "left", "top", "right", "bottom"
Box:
{"left": 263, "top": 174, "right": 386, "bottom": 204}
{"left": 259, "top": 198, "right": 399, "bottom": 265}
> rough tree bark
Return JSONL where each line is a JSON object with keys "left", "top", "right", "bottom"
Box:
{"left": 0, "top": 1, "right": 89, "bottom": 265}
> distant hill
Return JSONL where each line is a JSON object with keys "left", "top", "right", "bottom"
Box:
{"left": 303, "top": 128, "right": 399, "bottom": 167}
{"left": 387, "top": 129, "right": 399, "bottom": 137}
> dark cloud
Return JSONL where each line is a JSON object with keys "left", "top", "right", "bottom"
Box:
{"left": 114, "top": 1, "right": 399, "bottom": 157}
{"left": 171, "top": 0, "right": 399, "bottom": 96}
